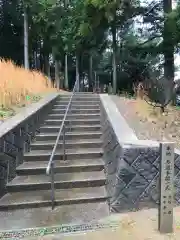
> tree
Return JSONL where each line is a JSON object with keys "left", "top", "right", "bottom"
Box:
{"left": 1, "top": 0, "right": 179, "bottom": 96}
{"left": 81, "top": 0, "right": 145, "bottom": 93}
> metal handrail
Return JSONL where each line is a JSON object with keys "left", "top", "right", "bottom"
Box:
{"left": 46, "top": 78, "right": 79, "bottom": 209}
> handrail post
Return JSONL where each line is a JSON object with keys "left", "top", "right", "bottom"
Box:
{"left": 63, "top": 125, "right": 66, "bottom": 161}
{"left": 51, "top": 161, "right": 55, "bottom": 210}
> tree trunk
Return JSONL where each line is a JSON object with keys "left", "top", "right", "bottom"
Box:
{"left": 47, "top": 55, "right": 51, "bottom": 79}
{"left": 111, "top": 24, "right": 117, "bottom": 94}
{"left": 34, "top": 51, "right": 37, "bottom": 69}
{"left": 80, "top": 54, "right": 85, "bottom": 91}
{"left": 76, "top": 53, "right": 80, "bottom": 91}
{"left": 24, "top": 7, "right": 29, "bottom": 69}
{"left": 64, "top": 0, "right": 69, "bottom": 90}
{"left": 40, "top": 40, "right": 44, "bottom": 72}
{"left": 42, "top": 38, "right": 51, "bottom": 78}
{"left": 58, "top": 61, "right": 62, "bottom": 88}
{"left": 34, "top": 40, "right": 39, "bottom": 69}
{"left": 39, "top": 51, "right": 43, "bottom": 71}
{"left": 94, "top": 71, "right": 97, "bottom": 92}
{"left": 163, "top": 0, "right": 174, "bottom": 80}
{"left": 44, "top": 54, "right": 50, "bottom": 77}
{"left": 36, "top": 40, "right": 41, "bottom": 70}
{"left": 88, "top": 53, "right": 93, "bottom": 92}
{"left": 55, "top": 60, "right": 60, "bottom": 89}
{"left": 52, "top": 49, "right": 60, "bottom": 89}
{"left": 64, "top": 54, "right": 68, "bottom": 90}
{"left": 163, "top": 0, "right": 174, "bottom": 103}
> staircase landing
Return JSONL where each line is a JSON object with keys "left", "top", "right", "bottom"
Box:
{"left": 0, "top": 202, "right": 109, "bottom": 231}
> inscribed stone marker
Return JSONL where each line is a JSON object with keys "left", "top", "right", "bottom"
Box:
{"left": 158, "top": 142, "right": 174, "bottom": 233}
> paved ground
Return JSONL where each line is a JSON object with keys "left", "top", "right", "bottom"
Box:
{"left": 0, "top": 202, "right": 108, "bottom": 231}
{"left": 26, "top": 207, "right": 180, "bottom": 240}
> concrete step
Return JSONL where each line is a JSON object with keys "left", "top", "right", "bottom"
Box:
{"left": 44, "top": 119, "right": 100, "bottom": 126}
{"left": 72, "top": 92, "right": 98, "bottom": 95}
{"left": 72, "top": 97, "right": 100, "bottom": 101}
{"left": 58, "top": 94, "right": 99, "bottom": 97}
{"left": 0, "top": 186, "right": 107, "bottom": 210}
{"left": 39, "top": 125, "right": 101, "bottom": 133}
{"left": 56, "top": 101, "right": 100, "bottom": 105}
{"left": 24, "top": 148, "right": 103, "bottom": 161}
{"left": 47, "top": 113, "right": 100, "bottom": 120}
{"left": 57, "top": 95, "right": 100, "bottom": 101}
{"left": 51, "top": 108, "right": 100, "bottom": 114}
{"left": 6, "top": 171, "right": 106, "bottom": 192}
{"left": 0, "top": 202, "right": 108, "bottom": 231}
{"left": 35, "top": 131, "right": 102, "bottom": 141}
{"left": 30, "top": 139, "right": 102, "bottom": 151}
{"left": 16, "top": 158, "right": 104, "bottom": 175}
{"left": 72, "top": 91, "right": 96, "bottom": 93}
{"left": 57, "top": 92, "right": 98, "bottom": 97}
{"left": 57, "top": 96, "right": 71, "bottom": 100}
{"left": 54, "top": 104, "right": 100, "bottom": 109}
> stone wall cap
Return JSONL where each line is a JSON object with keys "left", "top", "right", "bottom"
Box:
{"left": 0, "top": 92, "right": 59, "bottom": 138}
{"left": 121, "top": 139, "right": 180, "bottom": 155}
{"left": 100, "top": 94, "right": 180, "bottom": 155}
{"left": 100, "top": 94, "right": 138, "bottom": 143}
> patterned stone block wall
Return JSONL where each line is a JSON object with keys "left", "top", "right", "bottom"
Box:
{"left": 100, "top": 94, "right": 180, "bottom": 213}
{"left": 0, "top": 94, "right": 59, "bottom": 197}
{"left": 100, "top": 101, "right": 122, "bottom": 203}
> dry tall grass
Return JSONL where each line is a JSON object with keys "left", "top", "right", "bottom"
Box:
{"left": 0, "top": 59, "right": 57, "bottom": 109}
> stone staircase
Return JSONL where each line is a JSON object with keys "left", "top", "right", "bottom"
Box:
{"left": 0, "top": 93, "right": 108, "bottom": 229}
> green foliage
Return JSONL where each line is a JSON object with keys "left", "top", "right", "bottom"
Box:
{"left": 1, "top": 0, "right": 180, "bottom": 95}
{"left": 168, "top": 5, "right": 180, "bottom": 47}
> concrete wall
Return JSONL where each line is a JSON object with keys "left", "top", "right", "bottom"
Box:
{"left": 100, "top": 94, "right": 180, "bottom": 213}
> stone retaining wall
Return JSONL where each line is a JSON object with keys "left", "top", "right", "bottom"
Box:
{"left": 0, "top": 93, "right": 59, "bottom": 197}
{"left": 100, "top": 94, "right": 180, "bottom": 213}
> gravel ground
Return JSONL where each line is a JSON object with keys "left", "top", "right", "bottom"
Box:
{"left": 111, "top": 95, "right": 180, "bottom": 149}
